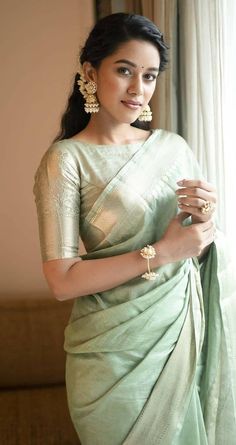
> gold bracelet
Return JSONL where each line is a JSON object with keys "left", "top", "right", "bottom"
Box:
{"left": 140, "top": 245, "right": 159, "bottom": 280}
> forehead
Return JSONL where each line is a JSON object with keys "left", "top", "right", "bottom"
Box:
{"left": 104, "top": 39, "right": 160, "bottom": 67}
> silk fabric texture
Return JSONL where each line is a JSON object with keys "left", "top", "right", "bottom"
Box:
{"left": 33, "top": 130, "right": 236, "bottom": 444}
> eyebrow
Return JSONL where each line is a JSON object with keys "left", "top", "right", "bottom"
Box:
{"left": 114, "top": 59, "right": 159, "bottom": 72}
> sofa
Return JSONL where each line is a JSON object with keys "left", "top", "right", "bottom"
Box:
{"left": 0, "top": 293, "right": 80, "bottom": 445}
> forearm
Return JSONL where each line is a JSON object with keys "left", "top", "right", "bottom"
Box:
{"left": 46, "top": 241, "right": 167, "bottom": 301}
{"left": 44, "top": 214, "right": 215, "bottom": 301}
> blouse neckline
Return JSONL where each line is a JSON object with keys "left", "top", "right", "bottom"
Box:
{"left": 65, "top": 129, "right": 158, "bottom": 149}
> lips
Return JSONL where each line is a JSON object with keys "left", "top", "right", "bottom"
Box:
{"left": 121, "top": 100, "right": 142, "bottom": 109}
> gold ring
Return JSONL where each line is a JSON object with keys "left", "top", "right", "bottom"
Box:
{"left": 200, "top": 201, "right": 216, "bottom": 214}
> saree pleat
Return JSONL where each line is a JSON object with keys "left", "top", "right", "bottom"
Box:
{"left": 175, "top": 387, "right": 208, "bottom": 445}
{"left": 199, "top": 235, "right": 236, "bottom": 443}
{"left": 123, "top": 266, "right": 201, "bottom": 445}
{"left": 38, "top": 130, "right": 235, "bottom": 444}
{"left": 65, "top": 260, "right": 190, "bottom": 439}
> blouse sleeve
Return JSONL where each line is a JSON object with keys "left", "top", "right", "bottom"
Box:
{"left": 33, "top": 143, "right": 80, "bottom": 262}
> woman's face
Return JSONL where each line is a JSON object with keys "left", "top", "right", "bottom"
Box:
{"left": 89, "top": 39, "right": 160, "bottom": 124}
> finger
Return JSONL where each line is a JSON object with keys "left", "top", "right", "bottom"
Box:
{"left": 177, "top": 179, "right": 216, "bottom": 192}
{"left": 177, "top": 202, "right": 215, "bottom": 219}
{"left": 177, "top": 193, "right": 216, "bottom": 221}
{"left": 177, "top": 197, "right": 206, "bottom": 208}
{"left": 176, "top": 187, "right": 216, "bottom": 203}
{"left": 178, "top": 203, "right": 207, "bottom": 218}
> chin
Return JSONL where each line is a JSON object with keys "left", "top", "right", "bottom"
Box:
{"left": 119, "top": 115, "right": 141, "bottom": 125}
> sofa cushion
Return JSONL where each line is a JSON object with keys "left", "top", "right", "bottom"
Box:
{"left": 0, "top": 294, "right": 73, "bottom": 388}
{"left": 0, "top": 383, "right": 79, "bottom": 444}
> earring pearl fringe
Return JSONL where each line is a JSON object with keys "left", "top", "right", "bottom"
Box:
{"left": 138, "top": 104, "right": 152, "bottom": 122}
{"left": 77, "top": 64, "right": 99, "bottom": 113}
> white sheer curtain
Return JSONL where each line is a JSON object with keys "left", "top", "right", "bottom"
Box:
{"left": 220, "top": 1, "right": 236, "bottom": 258}
{"left": 141, "top": 0, "right": 178, "bottom": 132}
{"left": 178, "top": 0, "right": 236, "bottom": 260}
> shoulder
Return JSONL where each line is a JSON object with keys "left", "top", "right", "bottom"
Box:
{"left": 45, "top": 139, "right": 79, "bottom": 162}
{"left": 155, "top": 129, "right": 188, "bottom": 146}
{"left": 38, "top": 140, "right": 80, "bottom": 172}
{"left": 154, "top": 129, "right": 195, "bottom": 157}
{"left": 34, "top": 139, "right": 82, "bottom": 187}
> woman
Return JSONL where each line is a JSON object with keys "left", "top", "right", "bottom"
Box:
{"left": 33, "top": 13, "right": 236, "bottom": 445}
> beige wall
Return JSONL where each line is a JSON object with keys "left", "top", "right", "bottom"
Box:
{"left": 0, "top": 0, "right": 94, "bottom": 296}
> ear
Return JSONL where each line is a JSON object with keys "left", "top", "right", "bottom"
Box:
{"left": 82, "top": 61, "right": 98, "bottom": 83}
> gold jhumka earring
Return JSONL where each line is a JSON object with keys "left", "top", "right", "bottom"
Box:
{"left": 77, "top": 65, "right": 99, "bottom": 113}
{"left": 138, "top": 104, "right": 152, "bottom": 122}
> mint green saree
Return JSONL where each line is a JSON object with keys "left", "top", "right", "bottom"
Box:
{"left": 34, "top": 129, "right": 236, "bottom": 444}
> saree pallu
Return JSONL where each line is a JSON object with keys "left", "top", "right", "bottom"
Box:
{"left": 64, "top": 131, "right": 236, "bottom": 444}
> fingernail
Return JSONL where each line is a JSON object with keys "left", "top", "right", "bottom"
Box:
{"left": 177, "top": 180, "right": 184, "bottom": 186}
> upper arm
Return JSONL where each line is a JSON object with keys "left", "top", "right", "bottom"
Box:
{"left": 33, "top": 143, "right": 81, "bottom": 294}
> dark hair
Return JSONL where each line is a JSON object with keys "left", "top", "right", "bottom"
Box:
{"left": 54, "top": 13, "right": 169, "bottom": 141}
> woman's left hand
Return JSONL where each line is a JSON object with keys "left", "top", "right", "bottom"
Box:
{"left": 176, "top": 179, "right": 217, "bottom": 223}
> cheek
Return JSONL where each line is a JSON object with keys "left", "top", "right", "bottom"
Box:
{"left": 97, "top": 77, "right": 125, "bottom": 101}
{"left": 145, "top": 82, "right": 156, "bottom": 99}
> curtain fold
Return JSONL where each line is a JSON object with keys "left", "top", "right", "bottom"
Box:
{"left": 141, "top": 0, "right": 178, "bottom": 132}
{"left": 178, "top": 0, "right": 225, "bottom": 229}
{"left": 124, "top": 0, "right": 178, "bottom": 131}
{"left": 178, "top": 0, "right": 236, "bottom": 256}
{"left": 217, "top": 0, "right": 236, "bottom": 258}
{"left": 125, "top": 0, "right": 142, "bottom": 13}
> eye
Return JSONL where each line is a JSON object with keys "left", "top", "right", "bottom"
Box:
{"left": 117, "top": 66, "right": 132, "bottom": 76}
{"left": 143, "top": 73, "right": 157, "bottom": 81}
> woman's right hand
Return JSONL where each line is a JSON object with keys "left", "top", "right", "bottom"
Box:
{"left": 155, "top": 212, "right": 215, "bottom": 264}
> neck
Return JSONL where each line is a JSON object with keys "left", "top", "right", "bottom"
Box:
{"left": 85, "top": 112, "right": 146, "bottom": 145}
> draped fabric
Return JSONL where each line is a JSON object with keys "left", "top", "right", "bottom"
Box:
{"left": 33, "top": 130, "right": 236, "bottom": 444}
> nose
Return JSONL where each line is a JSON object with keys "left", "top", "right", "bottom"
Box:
{"left": 127, "top": 75, "right": 144, "bottom": 96}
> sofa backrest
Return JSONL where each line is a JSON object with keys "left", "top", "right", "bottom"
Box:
{"left": 0, "top": 294, "right": 74, "bottom": 388}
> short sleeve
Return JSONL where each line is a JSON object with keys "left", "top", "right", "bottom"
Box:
{"left": 33, "top": 143, "right": 80, "bottom": 261}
